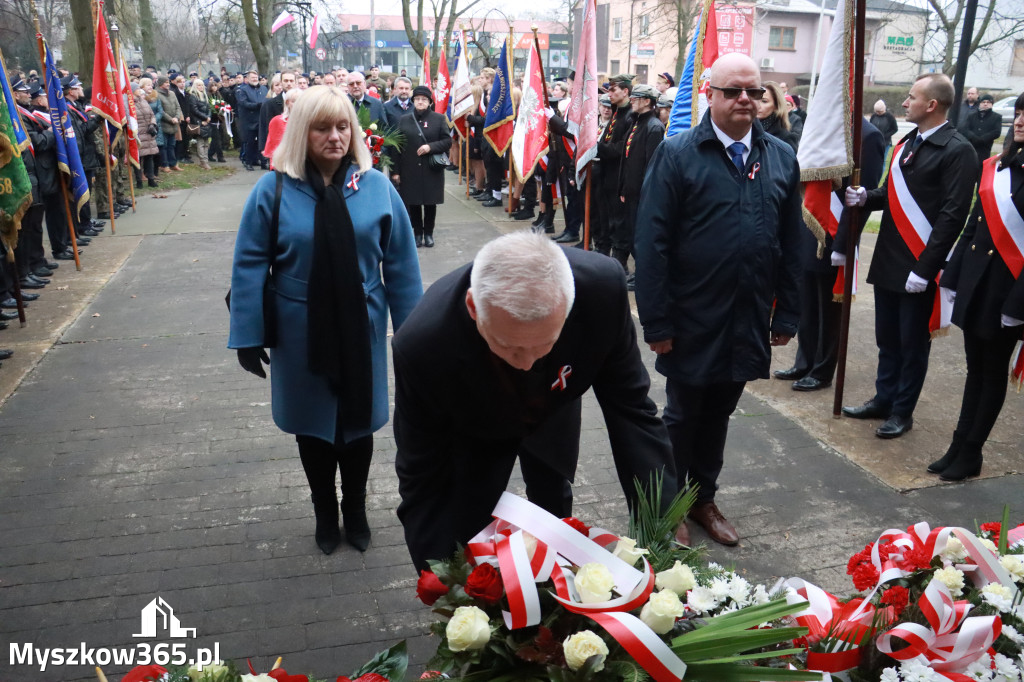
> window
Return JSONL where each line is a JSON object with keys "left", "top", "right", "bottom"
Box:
{"left": 613, "top": 17, "right": 622, "bottom": 40}
{"left": 350, "top": 24, "right": 359, "bottom": 31}
{"left": 639, "top": 14, "right": 650, "bottom": 38}
{"left": 1012, "top": 39, "right": 1024, "bottom": 77}
{"left": 610, "top": 60, "right": 621, "bottom": 74}
{"left": 768, "top": 26, "right": 796, "bottom": 50}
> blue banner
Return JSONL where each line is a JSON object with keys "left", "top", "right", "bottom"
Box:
{"left": 0, "top": 53, "right": 30, "bottom": 151}
{"left": 666, "top": 5, "right": 701, "bottom": 138}
{"left": 483, "top": 38, "right": 515, "bottom": 155}
{"left": 44, "top": 41, "right": 90, "bottom": 215}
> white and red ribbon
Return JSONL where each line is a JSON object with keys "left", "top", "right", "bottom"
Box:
{"left": 978, "top": 157, "right": 1024, "bottom": 279}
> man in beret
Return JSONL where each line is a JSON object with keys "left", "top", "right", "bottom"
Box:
{"left": 591, "top": 74, "right": 634, "bottom": 257}
{"left": 618, "top": 84, "right": 664, "bottom": 290}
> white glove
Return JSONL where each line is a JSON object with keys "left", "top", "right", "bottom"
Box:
{"left": 845, "top": 186, "right": 867, "bottom": 207}
{"left": 905, "top": 272, "right": 929, "bottom": 294}
{"left": 830, "top": 252, "right": 847, "bottom": 267}
{"left": 941, "top": 287, "right": 956, "bottom": 307}
{"left": 545, "top": 107, "right": 555, "bottom": 119}
{"left": 1002, "top": 314, "right": 1024, "bottom": 327}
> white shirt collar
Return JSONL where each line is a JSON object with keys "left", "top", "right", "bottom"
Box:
{"left": 710, "top": 117, "right": 753, "bottom": 165}
{"left": 917, "top": 121, "right": 948, "bottom": 141}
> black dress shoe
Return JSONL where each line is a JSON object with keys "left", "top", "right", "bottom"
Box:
{"left": 81, "top": 228, "right": 100, "bottom": 237}
{"left": 117, "top": 199, "right": 133, "bottom": 208}
{"left": 553, "top": 231, "right": 579, "bottom": 244}
{"left": 481, "top": 198, "right": 503, "bottom": 208}
{"left": 468, "top": 188, "right": 483, "bottom": 197}
{"left": 54, "top": 251, "right": 77, "bottom": 260}
{"left": 91, "top": 220, "right": 106, "bottom": 228}
{"left": 0, "top": 349, "right": 13, "bottom": 360}
{"left": 244, "top": 163, "right": 254, "bottom": 171}
{"left": 32, "top": 268, "right": 54, "bottom": 278}
{"left": 842, "top": 399, "right": 890, "bottom": 419}
{"left": 19, "top": 292, "right": 39, "bottom": 302}
{"left": 475, "top": 193, "right": 492, "bottom": 201}
{"left": 97, "top": 213, "right": 112, "bottom": 220}
{"left": 876, "top": 415, "right": 913, "bottom": 439}
{"left": 1, "top": 298, "right": 24, "bottom": 309}
{"left": 773, "top": 366, "right": 807, "bottom": 381}
{"left": 19, "top": 277, "right": 46, "bottom": 289}
{"left": 792, "top": 376, "right": 832, "bottom": 392}
{"left": 415, "top": 234, "right": 424, "bottom": 248}
{"left": 44, "top": 261, "right": 59, "bottom": 270}
{"left": 75, "top": 237, "right": 91, "bottom": 246}
{"left": 424, "top": 234, "right": 435, "bottom": 248}
{"left": 0, "top": 310, "right": 18, "bottom": 320}
{"left": 24, "top": 274, "right": 50, "bottom": 285}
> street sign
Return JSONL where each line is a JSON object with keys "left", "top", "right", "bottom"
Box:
{"left": 315, "top": 47, "right": 327, "bottom": 61}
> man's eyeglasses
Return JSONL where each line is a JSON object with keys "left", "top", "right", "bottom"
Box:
{"left": 709, "top": 85, "right": 767, "bottom": 100}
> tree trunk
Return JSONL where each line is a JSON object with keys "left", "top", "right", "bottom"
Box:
{"left": 69, "top": 0, "right": 95, "bottom": 85}
{"left": 137, "top": 0, "right": 156, "bottom": 68}
{"left": 240, "top": 0, "right": 271, "bottom": 75}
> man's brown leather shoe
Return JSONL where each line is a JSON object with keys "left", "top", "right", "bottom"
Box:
{"left": 690, "top": 502, "right": 739, "bottom": 546}
{"left": 674, "top": 521, "right": 691, "bottom": 546}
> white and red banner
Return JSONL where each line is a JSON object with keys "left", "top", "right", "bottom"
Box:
{"left": 510, "top": 37, "right": 549, "bottom": 183}
{"left": 271, "top": 10, "right": 295, "bottom": 34}
{"left": 306, "top": 13, "right": 320, "bottom": 49}
{"left": 566, "top": 0, "right": 598, "bottom": 185}
{"left": 450, "top": 32, "right": 474, "bottom": 138}
{"left": 422, "top": 42, "right": 431, "bottom": 90}
{"left": 119, "top": 58, "right": 140, "bottom": 169}
{"left": 433, "top": 45, "right": 450, "bottom": 116}
{"left": 91, "top": 5, "right": 124, "bottom": 131}
{"left": 978, "top": 157, "right": 1024, "bottom": 279}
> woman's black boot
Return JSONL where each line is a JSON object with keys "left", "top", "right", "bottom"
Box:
{"left": 939, "top": 444, "right": 983, "bottom": 482}
{"left": 339, "top": 436, "right": 373, "bottom": 551}
{"left": 312, "top": 494, "right": 341, "bottom": 555}
{"left": 927, "top": 433, "right": 963, "bottom": 474}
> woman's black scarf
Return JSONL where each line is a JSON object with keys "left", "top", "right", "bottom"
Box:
{"left": 305, "top": 158, "right": 373, "bottom": 433}
{"left": 760, "top": 112, "right": 780, "bottom": 134}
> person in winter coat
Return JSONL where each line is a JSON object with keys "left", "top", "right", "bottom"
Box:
{"left": 229, "top": 85, "right": 423, "bottom": 556}
{"left": 390, "top": 85, "right": 452, "bottom": 248}
{"left": 757, "top": 81, "right": 799, "bottom": 152}
{"left": 156, "top": 77, "right": 183, "bottom": 171}
{"left": 617, "top": 83, "right": 664, "bottom": 286}
{"left": 932, "top": 92, "right": 1024, "bottom": 482}
{"left": 187, "top": 79, "right": 212, "bottom": 169}
{"left": 134, "top": 83, "right": 161, "bottom": 187}
{"left": 633, "top": 53, "right": 802, "bottom": 549}
{"left": 961, "top": 93, "right": 1004, "bottom": 174}
{"left": 235, "top": 71, "right": 268, "bottom": 170}
{"left": 870, "top": 99, "right": 899, "bottom": 159}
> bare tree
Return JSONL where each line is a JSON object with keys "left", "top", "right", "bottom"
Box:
{"left": 0, "top": 0, "right": 72, "bottom": 73}
{"left": 401, "top": 0, "right": 486, "bottom": 73}
{"left": 238, "top": 0, "right": 272, "bottom": 74}
{"left": 923, "top": 0, "right": 1024, "bottom": 75}
{"left": 153, "top": 0, "right": 205, "bottom": 70}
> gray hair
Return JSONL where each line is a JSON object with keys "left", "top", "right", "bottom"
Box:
{"left": 469, "top": 231, "right": 575, "bottom": 322}
{"left": 394, "top": 76, "right": 413, "bottom": 88}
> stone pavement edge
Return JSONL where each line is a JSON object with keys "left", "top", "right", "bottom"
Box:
{"left": 0, "top": 169, "right": 1020, "bottom": 681}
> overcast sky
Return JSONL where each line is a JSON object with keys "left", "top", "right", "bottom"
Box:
{"left": 336, "top": 0, "right": 568, "bottom": 22}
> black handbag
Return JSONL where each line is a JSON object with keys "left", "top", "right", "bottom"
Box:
{"left": 225, "top": 171, "right": 283, "bottom": 347}
{"left": 415, "top": 117, "right": 449, "bottom": 169}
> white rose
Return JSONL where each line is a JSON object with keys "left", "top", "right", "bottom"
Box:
{"left": 563, "top": 630, "right": 610, "bottom": 671}
{"left": 933, "top": 567, "right": 966, "bottom": 597}
{"left": 656, "top": 561, "right": 697, "bottom": 594}
{"left": 640, "top": 589, "right": 685, "bottom": 634}
{"left": 446, "top": 605, "right": 491, "bottom": 652}
{"left": 192, "top": 662, "right": 230, "bottom": 681}
{"left": 576, "top": 563, "right": 615, "bottom": 603}
{"left": 999, "top": 555, "right": 1024, "bottom": 582}
{"left": 612, "top": 536, "right": 649, "bottom": 566}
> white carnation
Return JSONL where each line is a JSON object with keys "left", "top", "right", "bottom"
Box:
{"left": 940, "top": 537, "right": 968, "bottom": 563}
{"left": 727, "top": 576, "right": 752, "bottom": 604}
{"left": 993, "top": 653, "right": 1021, "bottom": 682}
{"left": 1002, "top": 624, "right": 1024, "bottom": 646}
{"left": 900, "top": 660, "right": 944, "bottom": 682}
{"left": 980, "top": 537, "right": 999, "bottom": 553}
{"left": 981, "top": 583, "right": 1016, "bottom": 612}
{"left": 933, "top": 566, "right": 966, "bottom": 597}
{"left": 709, "top": 576, "right": 732, "bottom": 600}
{"left": 686, "top": 585, "right": 719, "bottom": 614}
{"left": 880, "top": 667, "right": 903, "bottom": 682}
{"left": 751, "top": 584, "right": 771, "bottom": 604}
{"left": 1000, "top": 554, "right": 1024, "bottom": 582}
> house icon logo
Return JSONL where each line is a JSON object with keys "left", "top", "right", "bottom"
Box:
{"left": 133, "top": 596, "right": 197, "bottom": 638}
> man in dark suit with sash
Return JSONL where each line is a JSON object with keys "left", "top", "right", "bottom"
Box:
{"left": 393, "top": 231, "right": 677, "bottom": 571}
{"left": 844, "top": 73, "right": 978, "bottom": 438}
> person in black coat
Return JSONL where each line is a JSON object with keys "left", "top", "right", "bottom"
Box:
{"left": 843, "top": 73, "right": 979, "bottom": 438}
{"left": 390, "top": 86, "right": 452, "bottom": 248}
{"left": 592, "top": 75, "right": 634, "bottom": 257}
{"left": 383, "top": 76, "right": 414, "bottom": 124}
{"left": 774, "top": 118, "right": 885, "bottom": 391}
{"left": 171, "top": 73, "right": 193, "bottom": 163}
{"left": 348, "top": 72, "right": 390, "bottom": 128}
{"left": 932, "top": 93, "right": 1024, "bottom": 481}
{"left": 870, "top": 100, "right": 899, "bottom": 155}
{"left": 617, "top": 84, "right": 664, "bottom": 282}
{"left": 758, "top": 82, "right": 798, "bottom": 152}
{"left": 961, "top": 93, "right": 1003, "bottom": 173}
{"left": 10, "top": 79, "right": 53, "bottom": 280}
{"left": 235, "top": 71, "right": 268, "bottom": 170}
{"left": 393, "top": 231, "right": 678, "bottom": 571}
{"left": 26, "top": 84, "right": 75, "bottom": 260}
{"left": 258, "top": 71, "right": 295, "bottom": 158}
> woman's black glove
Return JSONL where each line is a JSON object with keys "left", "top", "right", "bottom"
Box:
{"left": 237, "top": 347, "right": 270, "bottom": 378}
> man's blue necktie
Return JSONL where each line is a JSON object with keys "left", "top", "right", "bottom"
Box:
{"left": 728, "top": 141, "right": 746, "bottom": 173}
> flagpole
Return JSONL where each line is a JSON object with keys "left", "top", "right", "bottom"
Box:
{"left": 31, "top": 0, "right": 82, "bottom": 271}
{"left": 111, "top": 18, "right": 135, "bottom": 214}
{"left": 95, "top": 1, "right": 118, "bottom": 234}
{"left": 833, "top": 0, "right": 867, "bottom": 418}
{"left": 506, "top": 28, "right": 514, "bottom": 215}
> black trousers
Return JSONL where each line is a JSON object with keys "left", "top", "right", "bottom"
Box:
{"left": 563, "top": 178, "right": 583, "bottom": 237}
{"left": 663, "top": 378, "right": 746, "bottom": 505}
{"left": 594, "top": 183, "right": 622, "bottom": 254}
{"left": 484, "top": 146, "right": 504, "bottom": 194}
{"left": 873, "top": 285, "right": 934, "bottom": 417}
{"left": 617, "top": 195, "right": 638, "bottom": 255}
{"left": 954, "top": 326, "right": 1021, "bottom": 447}
{"left": 406, "top": 204, "right": 437, "bottom": 236}
{"left": 208, "top": 127, "right": 224, "bottom": 161}
{"left": 794, "top": 268, "right": 843, "bottom": 381}
{"left": 295, "top": 434, "right": 373, "bottom": 506}
{"left": 241, "top": 126, "right": 261, "bottom": 166}
{"left": 142, "top": 154, "right": 158, "bottom": 180}
{"left": 521, "top": 175, "right": 537, "bottom": 205}
{"left": 20, "top": 205, "right": 47, "bottom": 272}
{"left": 43, "top": 193, "right": 71, "bottom": 256}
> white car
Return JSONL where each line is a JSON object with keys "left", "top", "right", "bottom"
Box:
{"left": 993, "top": 96, "right": 1016, "bottom": 121}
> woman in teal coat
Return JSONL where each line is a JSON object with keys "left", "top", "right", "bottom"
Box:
{"left": 229, "top": 86, "right": 423, "bottom": 555}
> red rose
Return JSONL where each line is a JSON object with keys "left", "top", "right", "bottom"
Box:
{"left": 851, "top": 563, "right": 880, "bottom": 591}
{"left": 464, "top": 562, "right": 504, "bottom": 605}
{"left": 880, "top": 585, "right": 910, "bottom": 617}
{"left": 416, "top": 570, "right": 450, "bottom": 606}
{"left": 562, "top": 517, "right": 590, "bottom": 535}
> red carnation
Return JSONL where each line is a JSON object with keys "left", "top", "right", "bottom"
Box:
{"left": 851, "top": 563, "right": 880, "bottom": 591}
{"left": 880, "top": 585, "right": 910, "bottom": 617}
{"left": 562, "top": 517, "right": 590, "bottom": 535}
{"left": 416, "top": 569, "right": 449, "bottom": 606}
{"left": 355, "top": 675, "right": 390, "bottom": 682}
{"left": 981, "top": 522, "right": 1002, "bottom": 536}
{"left": 269, "top": 670, "right": 309, "bottom": 682}
{"left": 464, "top": 562, "right": 504, "bottom": 605}
{"left": 896, "top": 545, "right": 932, "bottom": 572}
{"left": 122, "top": 665, "right": 168, "bottom": 682}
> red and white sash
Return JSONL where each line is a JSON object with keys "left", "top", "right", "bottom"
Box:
{"left": 887, "top": 139, "right": 952, "bottom": 336}
{"left": 803, "top": 181, "right": 858, "bottom": 300}
{"left": 978, "top": 157, "right": 1024, "bottom": 279}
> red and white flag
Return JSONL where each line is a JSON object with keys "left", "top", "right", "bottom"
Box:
{"left": 566, "top": 0, "right": 598, "bottom": 185}
{"left": 119, "top": 58, "right": 140, "bottom": 169}
{"left": 450, "top": 32, "right": 474, "bottom": 137}
{"left": 271, "top": 10, "right": 295, "bottom": 34}
{"left": 307, "top": 14, "right": 320, "bottom": 49}
{"left": 91, "top": 6, "right": 124, "bottom": 132}
{"left": 434, "top": 44, "right": 450, "bottom": 115}
{"left": 510, "top": 37, "right": 549, "bottom": 182}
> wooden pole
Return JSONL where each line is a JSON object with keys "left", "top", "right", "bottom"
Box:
{"left": 31, "top": 0, "right": 82, "bottom": 271}
{"left": 463, "top": 24, "right": 470, "bottom": 199}
{"left": 98, "top": 2, "right": 118, "bottom": 232}
{"left": 111, "top": 20, "right": 136, "bottom": 214}
{"left": 832, "top": 0, "right": 867, "bottom": 417}
{"left": 583, "top": 169, "right": 591, "bottom": 250}
{"left": 505, "top": 27, "right": 514, "bottom": 214}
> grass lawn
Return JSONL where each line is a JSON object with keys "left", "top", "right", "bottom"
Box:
{"left": 130, "top": 161, "right": 235, "bottom": 197}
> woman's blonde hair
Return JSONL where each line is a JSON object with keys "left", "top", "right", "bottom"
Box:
{"left": 471, "top": 83, "right": 483, "bottom": 112}
{"left": 272, "top": 85, "right": 372, "bottom": 179}
{"left": 268, "top": 73, "right": 281, "bottom": 98}
{"left": 761, "top": 81, "right": 790, "bottom": 130}
{"left": 139, "top": 77, "right": 158, "bottom": 102}
{"left": 189, "top": 78, "right": 207, "bottom": 101}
